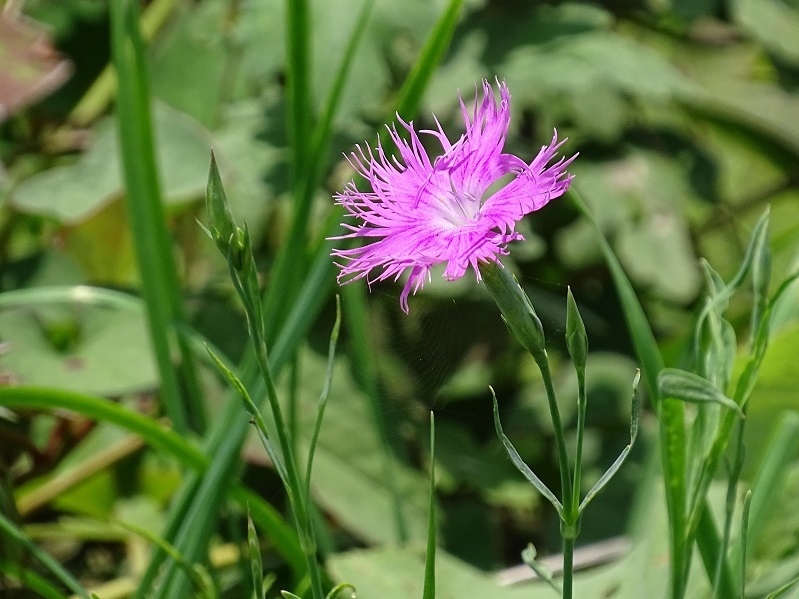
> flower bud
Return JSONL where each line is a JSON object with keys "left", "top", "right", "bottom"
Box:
{"left": 482, "top": 261, "right": 546, "bottom": 361}
{"left": 565, "top": 287, "right": 588, "bottom": 371}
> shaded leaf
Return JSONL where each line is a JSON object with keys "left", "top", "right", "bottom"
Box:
{"left": 12, "top": 103, "right": 214, "bottom": 224}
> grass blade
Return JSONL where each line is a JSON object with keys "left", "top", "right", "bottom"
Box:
{"left": 109, "top": 0, "right": 204, "bottom": 434}
{"left": 395, "top": 0, "right": 463, "bottom": 119}
{"left": 285, "top": 0, "right": 313, "bottom": 183}
{"left": 304, "top": 296, "right": 342, "bottom": 499}
{"left": 144, "top": 238, "right": 337, "bottom": 598}
{"left": 491, "top": 388, "right": 563, "bottom": 516}
{"left": 422, "top": 412, "right": 437, "bottom": 599}
{"left": 0, "top": 386, "right": 305, "bottom": 577}
{"left": 262, "top": 0, "right": 374, "bottom": 330}
{"left": 248, "top": 512, "right": 265, "bottom": 599}
{"left": 147, "top": 0, "right": 459, "bottom": 588}
{"left": 0, "top": 561, "right": 69, "bottom": 599}
{"left": 0, "top": 512, "right": 90, "bottom": 599}
{"left": 736, "top": 412, "right": 799, "bottom": 569}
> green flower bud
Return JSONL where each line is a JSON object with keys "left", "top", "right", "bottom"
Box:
{"left": 205, "top": 151, "right": 237, "bottom": 257}
{"left": 482, "top": 261, "right": 546, "bottom": 361}
{"left": 565, "top": 287, "right": 588, "bottom": 371}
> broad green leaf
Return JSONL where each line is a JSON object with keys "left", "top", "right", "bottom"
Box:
{"left": 148, "top": 0, "right": 231, "bottom": 127}
{"left": 615, "top": 215, "right": 701, "bottom": 304}
{"left": 686, "top": 81, "right": 799, "bottom": 157}
{"left": 0, "top": 303, "right": 157, "bottom": 396}
{"left": 328, "top": 545, "right": 534, "bottom": 599}
{"left": 503, "top": 30, "right": 695, "bottom": 103}
{"left": 557, "top": 152, "right": 701, "bottom": 303}
{"left": 732, "top": 0, "right": 799, "bottom": 66}
{"left": 11, "top": 104, "right": 214, "bottom": 224}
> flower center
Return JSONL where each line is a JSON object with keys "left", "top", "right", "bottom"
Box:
{"left": 436, "top": 181, "right": 481, "bottom": 228}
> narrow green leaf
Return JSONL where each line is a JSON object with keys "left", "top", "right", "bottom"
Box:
{"left": 521, "top": 544, "right": 561, "bottom": 596}
{"left": 579, "top": 371, "right": 640, "bottom": 514}
{"left": 422, "top": 412, "right": 437, "bottom": 599}
{"left": 109, "top": 0, "right": 204, "bottom": 434}
{"left": 261, "top": 0, "right": 373, "bottom": 333}
{"left": 738, "top": 412, "right": 799, "bottom": 567}
{"left": 491, "top": 388, "right": 563, "bottom": 516}
{"left": 0, "top": 386, "right": 305, "bottom": 576}
{"left": 749, "top": 207, "right": 772, "bottom": 346}
{"left": 694, "top": 209, "right": 770, "bottom": 363}
{"left": 658, "top": 368, "right": 744, "bottom": 417}
{"left": 740, "top": 490, "right": 752, "bottom": 599}
{"left": 205, "top": 344, "right": 288, "bottom": 485}
{"left": 305, "top": 295, "right": 342, "bottom": 499}
{"left": 148, "top": 230, "right": 338, "bottom": 598}
{"left": 114, "top": 519, "right": 214, "bottom": 597}
{"left": 695, "top": 508, "right": 738, "bottom": 599}
{"left": 285, "top": 0, "right": 313, "bottom": 180}
{"left": 765, "top": 575, "right": 799, "bottom": 599}
{"left": 0, "top": 512, "right": 90, "bottom": 599}
{"left": 248, "top": 512, "right": 265, "bottom": 599}
{"left": 0, "top": 561, "right": 69, "bottom": 599}
{"left": 395, "top": 0, "right": 463, "bottom": 119}
{"left": 263, "top": 573, "right": 278, "bottom": 597}
{"left": 326, "top": 583, "right": 357, "bottom": 599}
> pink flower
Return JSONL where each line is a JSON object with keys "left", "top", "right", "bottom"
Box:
{"left": 332, "top": 79, "right": 575, "bottom": 313}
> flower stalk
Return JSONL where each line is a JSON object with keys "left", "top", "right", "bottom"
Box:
{"left": 204, "top": 156, "right": 325, "bottom": 599}
{"left": 330, "top": 79, "right": 638, "bottom": 598}
{"left": 483, "top": 261, "right": 577, "bottom": 596}
{"left": 485, "top": 262, "right": 639, "bottom": 598}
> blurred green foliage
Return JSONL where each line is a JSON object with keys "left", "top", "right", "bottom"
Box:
{"left": 1, "top": 0, "right": 799, "bottom": 596}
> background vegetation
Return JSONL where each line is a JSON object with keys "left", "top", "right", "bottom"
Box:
{"left": 1, "top": 0, "right": 798, "bottom": 597}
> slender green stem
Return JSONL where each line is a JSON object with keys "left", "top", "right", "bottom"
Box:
{"left": 137, "top": 233, "right": 336, "bottom": 597}
{"left": 536, "top": 357, "right": 573, "bottom": 513}
{"left": 571, "top": 369, "right": 587, "bottom": 517}
{"left": 481, "top": 261, "right": 575, "bottom": 595}
{"left": 562, "top": 535, "right": 575, "bottom": 599}
{"left": 250, "top": 330, "right": 325, "bottom": 599}
{"left": 288, "top": 352, "right": 301, "bottom": 456}
{"left": 539, "top": 356, "right": 576, "bottom": 598}
{"left": 569, "top": 189, "right": 690, "bottom": 599}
